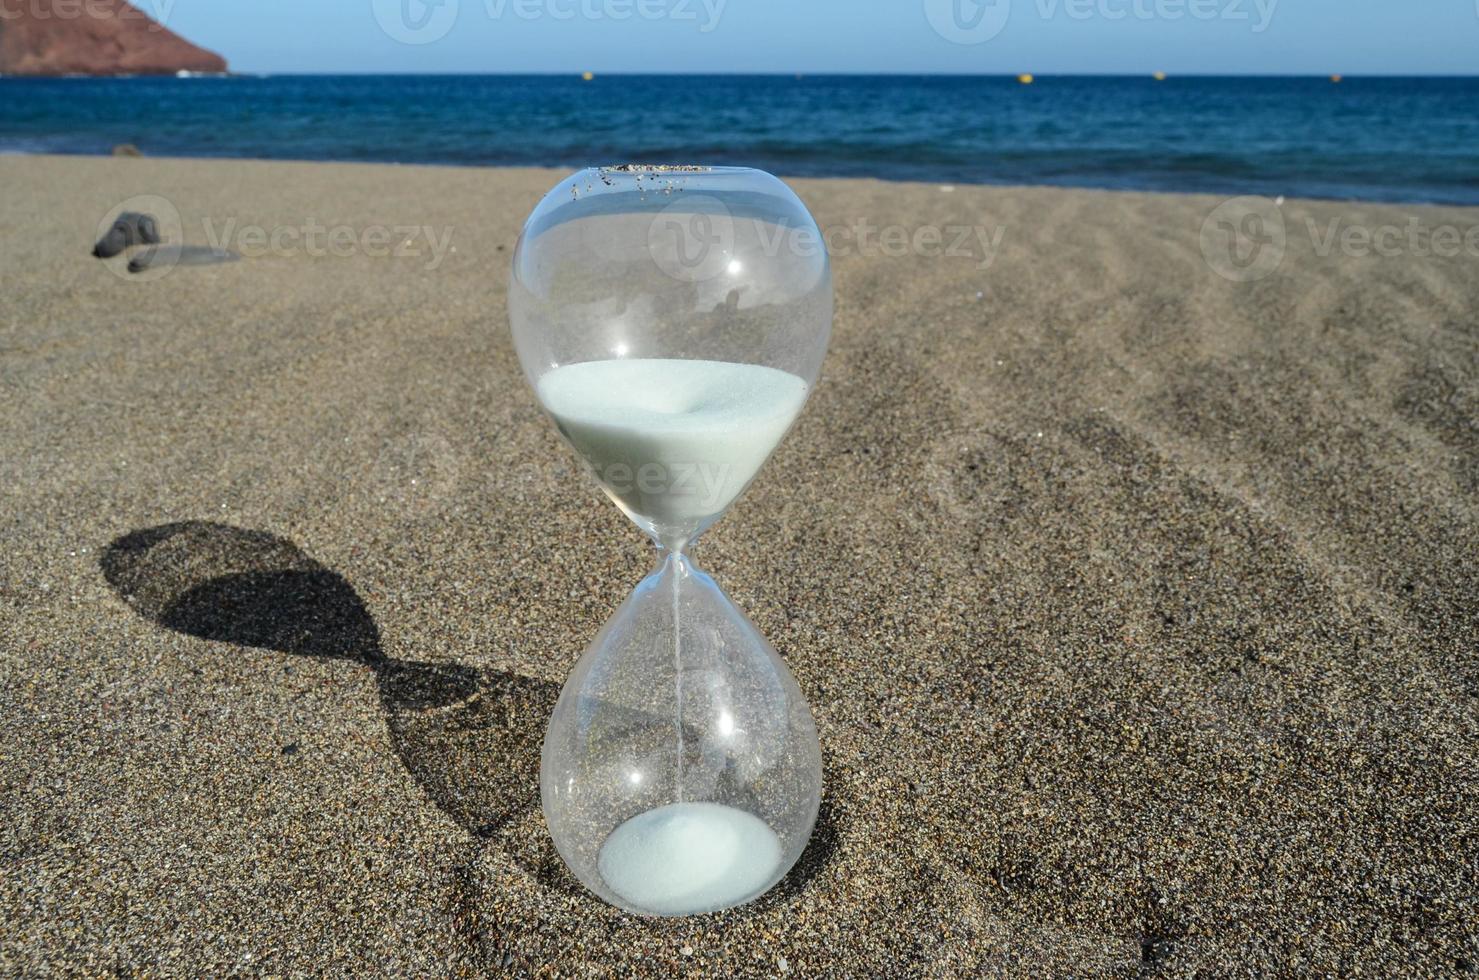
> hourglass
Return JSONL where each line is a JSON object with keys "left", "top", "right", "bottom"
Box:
{"left": 508, "top": 166, "right": 831, "bottom": 916}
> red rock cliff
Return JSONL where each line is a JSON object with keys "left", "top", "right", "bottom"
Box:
{"left": 0, "top": 0, "right": 226, "bottom": 76}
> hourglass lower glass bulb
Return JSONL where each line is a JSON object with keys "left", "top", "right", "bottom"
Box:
{"left": 541, "top": 553, "right": 821, "bottom": 916}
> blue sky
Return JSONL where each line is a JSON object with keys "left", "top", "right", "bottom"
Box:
{"left": 157, "top": 0, "right": 1479, "bottom": 76}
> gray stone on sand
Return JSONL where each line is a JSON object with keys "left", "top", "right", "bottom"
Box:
{"left": 92, "top": 210, "right": 160, "bottom": 258}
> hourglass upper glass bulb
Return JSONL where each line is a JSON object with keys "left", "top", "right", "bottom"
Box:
{"left": 510, "top": 165, "right": 832, "bottom": 551}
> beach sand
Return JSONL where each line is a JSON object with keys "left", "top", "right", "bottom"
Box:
{"left": 2, "top": 155, "right": 1475, "bottom": 975}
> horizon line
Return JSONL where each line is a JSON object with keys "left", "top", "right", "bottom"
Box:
{"left": 16, "top": 71, "right": 1476, "bottom": 79}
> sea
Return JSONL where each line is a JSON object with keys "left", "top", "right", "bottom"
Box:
{"left": 4, "top": 74, "right": 1478, "bottom": 205}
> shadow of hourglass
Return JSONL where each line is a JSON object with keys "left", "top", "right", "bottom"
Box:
{"left": 98, "top": 522, "right": 561, "bottom": 852}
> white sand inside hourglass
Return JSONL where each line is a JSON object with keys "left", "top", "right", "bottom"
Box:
{"left": 536, "top": 359, "right": 808, "bottom": 527}
{"left": 598, "top": 802, "right": 784, "bottom": 915}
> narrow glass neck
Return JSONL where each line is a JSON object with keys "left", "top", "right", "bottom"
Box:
{"left": 654, "top": 542, "right": 695, "bottom": 573}
{"left": 647, "top": 517, "right": 712, "bottom": 558}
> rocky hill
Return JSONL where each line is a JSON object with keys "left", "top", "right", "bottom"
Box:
{"left": 0, "top": 0, "right": 226, "bottom": 76}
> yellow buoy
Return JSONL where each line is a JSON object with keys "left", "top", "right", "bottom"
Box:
{"left": 1330, "top": 74, "right": 1342, "bottom": 83}
{"left": 582, "top": 71, "right": 595, "bottom": 81}
{"left": 1017, "top": 73, "right": 1034, "bottom": 85}
{"left": 1153, "top": 71, "right": 1167, "bottom": 81}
